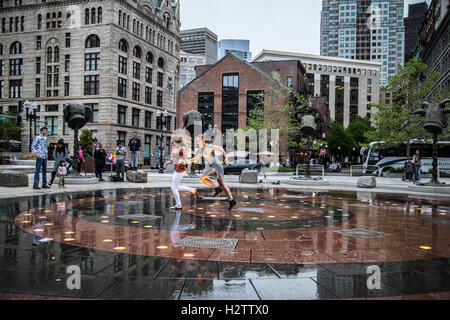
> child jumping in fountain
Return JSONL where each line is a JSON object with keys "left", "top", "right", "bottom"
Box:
{"left": 190, "top": 135, "right": 237, "bottom": 211}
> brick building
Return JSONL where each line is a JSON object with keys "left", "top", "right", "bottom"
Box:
{"left": 176, "top": 53, "right": 313, "bottom": 162}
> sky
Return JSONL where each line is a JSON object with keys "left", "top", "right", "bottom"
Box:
{"left": 179, "top": 0, "right": 431, "bottom": 58}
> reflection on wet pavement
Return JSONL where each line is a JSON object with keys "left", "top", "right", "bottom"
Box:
{"left": 0, "top": 187, "right": 449, "bottom": 299}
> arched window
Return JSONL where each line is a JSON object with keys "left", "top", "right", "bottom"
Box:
{"left": 20, "top": 16, "right": 24, "bottom": 31}
{"left": 133, "top": 46, "right": 142, "bottom": 59}
{"left": 15, "top": 17, "right": 19, "bottom": 32}
{"left": 54, "top": 46, "right": 59, "bottom": 62}
{"left": 10, "top": 41, "right": 22, "bottom": 54}
{"left": 133, "top": 19, "right": 136, "bottom": 33}
{"left": 119, "top": 10, "right": 122, "bottom": 25}
{"left": 47, "top": 47, "right": 52, "bottom": 63}
{"left": 141, "top": 24, "right": 143, "bottom": 37}
{"left": 119, "top": 39, "right": 128, "bottom": 53}
{"left": 37, "top": 14, "right": 42, "bottom": 30}
{"left": 158, "top": 57, "right": 164, "bottom": 69}
{"left": 91, "top": 8, "right": 96, "bottom": 24}
{"left": 0, "top": 43, "right": 3, "bottom": 55}
{"left": 123, "top": 12, "right": 126, "bottom": 28}
{"left": 85, "top": 8, "right": 89, "bottom": 25}
{"left": 146, "top": 52, "right": 153, "bottom": 64}
{"left": 85, "top": 34, "right": 100, "bottom": 48}
{"left": 127, "top": 15, "right": 130, "bottom": 29}
{"left": 97, "top": 7, "right": 102, "bottom": 23}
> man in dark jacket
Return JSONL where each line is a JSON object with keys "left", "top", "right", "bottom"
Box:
{"left": 128, "top": 132, "right": 141, "bottom": 171}
{"left": 94, "top": 141, "right": 107, "bottom": 181}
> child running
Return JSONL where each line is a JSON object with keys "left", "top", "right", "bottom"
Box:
{"left": 164, "top": 136, "right": 198, "bottom": 211}
{"left": 190, "top": 135, "right": 237, "bottom": 210}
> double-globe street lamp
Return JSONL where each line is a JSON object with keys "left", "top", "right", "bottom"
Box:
{"left": 156, "top": 109, "right": 169, "bottom": 174}
{"left": 23, "top": 100, "right": 38, "bottom": 152}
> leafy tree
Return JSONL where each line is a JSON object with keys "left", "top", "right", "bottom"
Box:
{"left": 0, "top": 111, "right": 21, "bottom": 142}
{"left": 328, "top": 121, "right": 355, "bottom": 160}
{"left": 347, "top": 116, "right": 374, "bottom": 147}
{"left": 79, "top": 129, "right": 93, "bottom": 157}
{"left": 365, "top": 58, "right": 449, "bottom": 160}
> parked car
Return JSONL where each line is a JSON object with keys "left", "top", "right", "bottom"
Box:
{"left": 0, "top": 140, "right": 21, "bottom": 152}
{"left": 329, "top": 162, "right": 342, "bottom": 173}
{"left": 224, "top": 160, "right": 255, "bottom": 175}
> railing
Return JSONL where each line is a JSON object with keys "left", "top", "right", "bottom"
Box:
{"left": 438, "top": 168, "right": 450, "bottom": 179}
{"left": 350, "top": 165, "right": 381, "bottom": 177}
{"left": 295, "top": 164, "right": 325, "bottom": 179}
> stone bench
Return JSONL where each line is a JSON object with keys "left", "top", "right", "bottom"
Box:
{"left": 126, "top": 171, "right": 148, "bottom": 183}
{"left": 239, "top": 170, "right": 258, "bottom": 184}
{"left": 0, "top": 171, "right": 29, "bottom": 187}
{"left": 357, "top": 176, "right": 377, "bottom": 189}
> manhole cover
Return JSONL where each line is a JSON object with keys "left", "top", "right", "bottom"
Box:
{"left": 116, "top": 214, "right": 160, "bottom": 220}
{"left": 172, "top": 237, "right": 239, "bottom": 249}
{"left": 334, "top": 229, "right": 389, "bottom": 238}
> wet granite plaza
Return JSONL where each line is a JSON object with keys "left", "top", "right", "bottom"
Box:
{"left": 1, "top": 187, "right": 449, "bottom": 300}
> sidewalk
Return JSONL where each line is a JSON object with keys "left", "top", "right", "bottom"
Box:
{"left": 0, "top": 171, "right": 448, "bottom": 200}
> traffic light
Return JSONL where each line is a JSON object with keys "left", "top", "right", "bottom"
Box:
{"left": 18, "top": 100, "right": 24, "bottom": 114}
{"left": 16, "top": 101, "right": 23, "bottom": 125}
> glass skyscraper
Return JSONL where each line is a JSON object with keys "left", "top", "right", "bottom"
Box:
{"left": 320, "top": 0, "right": 405, "bottom": 85}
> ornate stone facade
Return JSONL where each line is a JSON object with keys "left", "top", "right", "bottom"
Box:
{"left": 0, "top": 0, "right": 180, "bottom": 166}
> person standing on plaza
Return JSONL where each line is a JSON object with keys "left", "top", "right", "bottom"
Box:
{"left": 75, "top": 145, "right": 85, "bottom": 175}
{"left": 57, "top": 160, "right": 67, "bottom": 189}
{"left": 163, "top": 136, "right": 198, "bottom": 211}
{"left": 31, "top": 127, "right": 50, "bottom": 190}
{"left": 49, "top": 139, "right": 68, "bottom": 187}
{"left": 94, "top": 141, "right": 107, "bottom": 182}
{"left": 128, "top": 132, "right": 141, "bottom": 171}
{"left": 115, "top": 141, "right": 127, "bottom": 181}
{"left": 190, "top": 135, "right": 237, "bottom": 210}
{"left": 412, "top": 149, "right": 422, "bottom": 184}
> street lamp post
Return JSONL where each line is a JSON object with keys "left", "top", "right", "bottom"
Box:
{"left": 24, "top": 100, "right": 38, "bottom": 152}
{"left": 156, "top": 110, "right": 169, "bottom": 174}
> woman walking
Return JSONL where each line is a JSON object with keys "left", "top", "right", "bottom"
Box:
{"left": 49, "top": 139, "right": 68, "bottom": 187}
{"left": 163, "top": 136, "right": 198, "bottom": 211}
{"left": 412, "top": 149, "right": 422, "bottom": 184}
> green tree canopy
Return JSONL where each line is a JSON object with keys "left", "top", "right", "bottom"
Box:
{"left": 0, "top": 111, "right": 21, "bottom": 142}
{"left": 347, "top": 116, "right": 374, "bottom": 147}
{"left": 365, "top": 58, "right": 449, "bottom": 159}
{"left": 328, "top": 121, "right": 355, "bottom": 157}
{"left": 79, "top": 129, "right": 93, "bottom": 156}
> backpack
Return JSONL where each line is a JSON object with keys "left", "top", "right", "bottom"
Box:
{"left": 109, "top": 175, "right": 124, "bottom": 182}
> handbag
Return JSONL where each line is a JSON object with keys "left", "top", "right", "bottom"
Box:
{"left": 174, "top": 163, "right": 186, "bottom": 173}
{"left": 174, "top": 149, "right": 186, "bottom": 173}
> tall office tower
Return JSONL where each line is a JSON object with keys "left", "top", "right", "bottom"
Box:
{"left": 218, "top": 39, "right": 252, "bottom": 61}
{"left": 180, "top": 28, "right": 218, "bottom": 64}
{"left": 321, "top": 0, "right": 405, "bottom": 86}
{"left": 404, "top": 2, "right": 428, "bottom": 62}
{"left": 0, "top": 0, "right": 181, "bottom": 166}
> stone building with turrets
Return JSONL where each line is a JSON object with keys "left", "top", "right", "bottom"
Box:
{"left": 0, "top": 0, "right": 180, "bottom": 166}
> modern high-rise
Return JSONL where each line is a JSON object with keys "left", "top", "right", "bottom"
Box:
{"left": 320, "top": 0, "right": 405, "bottom": 86}
{"left": 404, "top": 2, "right": 428, "bottom": 62}
{"left": 179, "top": 50, "right": 205, "bottom": 89}
{"left": 0, "top": 0, "right": 181, "bottom": 166}
{"left": 218, "top": 39, "right": 252, "bottom": 61}
{"left": 180, "top": 28, "right": 218, "bottom": 64}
